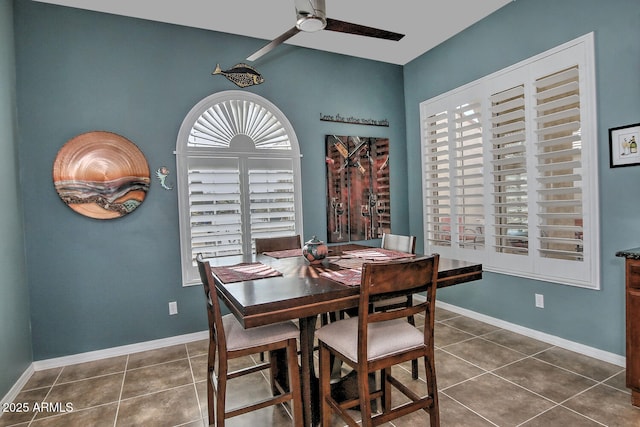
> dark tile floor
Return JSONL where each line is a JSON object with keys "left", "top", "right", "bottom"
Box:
{"left": 2, "top": 307, "right": 639, "bottom": 426}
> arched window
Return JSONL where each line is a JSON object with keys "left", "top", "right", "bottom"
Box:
{"left": 176, "top": 91, "right": 303, "bottom": 286}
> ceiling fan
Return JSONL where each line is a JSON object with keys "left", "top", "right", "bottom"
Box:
{"left": 247, "top": 0, "right": 405, "bottom": 61}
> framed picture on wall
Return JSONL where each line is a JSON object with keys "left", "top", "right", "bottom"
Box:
{"left": 609, "top": 123, "right": 640, "bottom": 168}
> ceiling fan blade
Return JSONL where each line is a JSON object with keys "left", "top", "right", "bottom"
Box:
{"left": 325, "top": 18, "right": 404, "bottom": 41}
{"left": 247, "top": 27, "right": 301, "bottom": 61}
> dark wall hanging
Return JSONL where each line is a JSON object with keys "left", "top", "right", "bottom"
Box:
{"left": 52, "top": 131, "right": 150, "bottom": 219}
{"left": 325, "top": 135, "right": 390, "bottom": 242}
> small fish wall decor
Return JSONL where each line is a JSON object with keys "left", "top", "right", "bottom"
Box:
{"left": 155, "top": 166, "right": 173, "bottom": 190}
{"left": 212, "top": 63, "right": 264, "bottom": 88}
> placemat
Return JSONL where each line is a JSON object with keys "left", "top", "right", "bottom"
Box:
{"left": 262, "top": 248, "right": 302, "bottom": 258}
{"left": 330, "top": 258, "right": 365, "bottom": 270}
{"left": 343, "top": 247, "right": 416, "bottom": 261}
{"left": 320, "top": 268, "right": 362, "bottom": 287}
{"left": 210, "top": 262, "right": 283, "bottom": 284}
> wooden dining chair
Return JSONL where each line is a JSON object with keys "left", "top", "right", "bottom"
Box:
{"left": 372, "top": 233, "right": 420, "bottom": 379}
{"left": 196, "top": 254, "right": 303, "bottom": 427}
{"left": 316, "top": 255, "right": 440, "bottom": 427}
{"left": 380, "top": 233, "right": 416, "bottom": 255}
{"left": 253, "top": 234, "right": 302, "bottom": 362}
{"left": 375, "top": 234, "right": 417, "bottom": 311}
{"left": 255, "top": 235, "right": 301, "bottom": 254}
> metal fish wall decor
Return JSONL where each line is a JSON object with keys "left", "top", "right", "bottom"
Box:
{"left": 212, "top": 63, "right": 264, "bottom": 88}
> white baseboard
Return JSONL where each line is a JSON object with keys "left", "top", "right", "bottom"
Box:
{"left": 435, "top": 300, "right": 626, "bottom": 367}
{"left": 1, "top": 364, "right": 35, "bottom": 411}
{"left": 32, "top": 330, "right": 209, "bottom": 371}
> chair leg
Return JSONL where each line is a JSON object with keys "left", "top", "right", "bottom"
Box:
{"left": 216, "top": 369, "right": 227, "bottom": 427}
{"left": 378, "top": 368, "right": 386, "bottom": 414}
{"left": 424, "top": 355, "right": 440, "bottom": 427}
{"left": 207, "top": 343, "right": 216, "bottom": 426}
{"left": 382, "top": 367, "right": 392, "bottom": 414}
{"left": 319, "top": 344, "right": 333, "bottom": 427}
{"left": 408, "top": 314, "right": 419, "bottom": 380}
{"left": 320, "top": 312, "right": 329, "bottom": 326}
{"left": 270, "top": 348, "right": 293, "bottom": 397}
{"left": 269, "top": 350, "right": 277, "bottom": 395}
{"left": 286, "top": 339, "right": 303, "bottom": 427}
{"left": 207, "top": 367, "right": 215, "bottom": 426}
{"left": 411, "top": 359, "right": 419, "bottom": 379}
{"left": 358, "top": 367, "right": 373, "bottom": 427}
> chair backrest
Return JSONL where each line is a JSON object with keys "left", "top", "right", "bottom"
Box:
{"left": 381, "top": 233, "right": 416, "bottom": 254}
{"left": 357, "top": 255, "right": 439, "bottom": 358}
{"left": 196, "top": 254, "right": 228, "bottom": 354}
{"left": 255, "top": 235, "right": 301, "bottom": 254}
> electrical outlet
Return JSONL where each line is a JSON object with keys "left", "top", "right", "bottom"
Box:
{"left": 535, "top": 293, "right": 544, "bottom": 309}
{"left": 169, "top": 301, "right": 178, "bottom": 315}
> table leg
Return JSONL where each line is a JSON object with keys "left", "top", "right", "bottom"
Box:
{"left": 298, "top": 315, "right": 319, "bottom": 426}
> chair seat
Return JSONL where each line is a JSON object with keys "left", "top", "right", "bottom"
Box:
{"left": 316, "top": 316, "right": 423, "bottom": 362}
{"left": 223, "top": 314, "right": 299, "bottom": 351}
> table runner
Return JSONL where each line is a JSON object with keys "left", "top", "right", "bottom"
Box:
{"left": 262, "top": 248, "right": 302, "bottom": 258}
{"left": 210, "top": 262, "right": 283, "bottom": 284}
{"left": 343, "top": 247, "right": 416, "bottom": 261}
{"left": 319, "top": 268, "right": 362, "bottom": 287}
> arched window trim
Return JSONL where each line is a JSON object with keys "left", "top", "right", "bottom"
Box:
{"left": 176, "top": 91, "right": 303, "bottom": 286}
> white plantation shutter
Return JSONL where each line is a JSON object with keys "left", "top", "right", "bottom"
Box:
{"left": 421, "top": 33, "right": 598, "bottom": 288}
{"left": 490, "top": 85, "right": 528, "bottom": 255}
{"left": 534, "top": 66, "right": 583, "bottom": 262}
{"left": 249, "top": 159, "right": 297, "bottom": 242}
{"left": 188, "top": 158, "right": 243, "bottom": 259}
{"left": 189, "top": 99, "right": 291, "bottom": 150}
{"left": 177, "top": 91, "right": 302, "bottom": 286}
{"left": 421, "top": 87, "right": 485, "bottom": 259}
{"left": 424, "top": 110, "right": 452, "bottom": 247}
{"left": 454, "top": 102, "right": 484, "bottom": 249}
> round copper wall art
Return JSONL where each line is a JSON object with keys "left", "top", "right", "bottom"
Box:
{"left": 52, "top": 131, "right": 150, "bottom": 219}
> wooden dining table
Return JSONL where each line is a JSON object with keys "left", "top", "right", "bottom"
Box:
{"left": 206, "top": 244, "right": 482, "bottom": 426}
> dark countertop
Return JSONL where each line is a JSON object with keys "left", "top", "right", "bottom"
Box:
{"left": 616, "top": 248, "right": 640, "bottom": 259}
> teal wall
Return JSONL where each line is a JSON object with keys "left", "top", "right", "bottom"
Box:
{"left": 4, "top": 0, "right": 637, "bottom": 379}
{"left": 403, "top": 0, "right": 640, "bottom": 355}
{"left": 13, "top": 1, "right": 407, "bottom": 360}
{"left": 0, "top": 0, "right": 32, "bottom": 399}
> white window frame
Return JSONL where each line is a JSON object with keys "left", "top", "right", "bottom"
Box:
{"left": 420, "top": 33, "right": 599, "bottom": 289}
{"left": 176, "top": 91, "right": 303, "bottom": 286}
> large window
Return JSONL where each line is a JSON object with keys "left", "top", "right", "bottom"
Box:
{"left": 176, "top": 91, "right": 303, "bottom": 286}
{"left": 420, "top": 33, "right": 599, "bottom": 289}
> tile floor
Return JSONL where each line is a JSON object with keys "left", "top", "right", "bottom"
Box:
{"left": 2, "top": 307, "right": 640, "bottom": 427}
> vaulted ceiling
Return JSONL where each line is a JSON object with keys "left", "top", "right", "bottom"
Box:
{"left": 34, "top": 0, "right": 511, "bottom": 65}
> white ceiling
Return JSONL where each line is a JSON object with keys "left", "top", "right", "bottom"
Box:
{"left": 34, "top": 0, "right": 511, "bottom": 65}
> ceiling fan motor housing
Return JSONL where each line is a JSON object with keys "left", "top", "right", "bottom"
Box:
{"left": 295, "top": 0, "right": 327, "bottom": 32}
